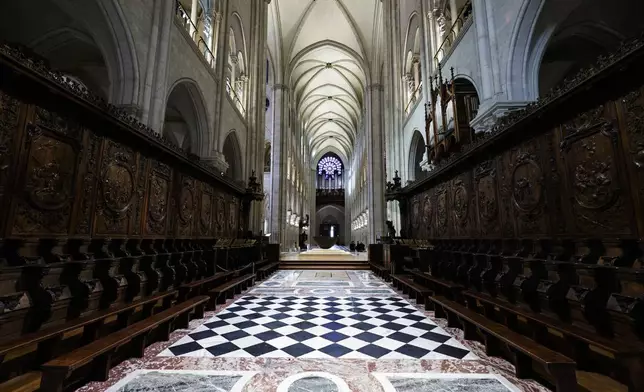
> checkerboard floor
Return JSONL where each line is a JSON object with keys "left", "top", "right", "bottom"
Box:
{"left": 159, "top": 296, "right": 476, "bottom": 360}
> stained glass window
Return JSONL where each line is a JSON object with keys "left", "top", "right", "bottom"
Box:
{"left": 317, "top": 156, "right": 342, "bottom": 177}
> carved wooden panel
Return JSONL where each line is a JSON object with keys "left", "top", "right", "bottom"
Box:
{"left": 559, "top": 104, "right": 633, "bottom": 236}
{"left": 94, "top": 140, "right": 137, "bottom": 236}
{"left": 145, "top": 161, "right": 171, "bottom": 237}
{"left": 507, "top": 137, "right": 549, "bottom": 238}
{"left": 12, "top": 108, "right": 82, "bottom": 236}
{"left": 199, "top": 183, "right": 214, "bottom": 237}
{"left": 475, "top": 160, "right": 500, "bottom": 237}
{"left": 176, "top": 177, "right": 196, "bottom": 237}
{"left": 451, "top": 173, "right": 471, "bottom": 238}
{"left": 620, "top": 86, "right": 644, "bottom": 235}
{"left": 422, "top": 192, "right": 433, "bottom": 238}
{"left": 435, "top": 184, "right": 448, "bottom": 238}
{"left": 74, "top": 133, "right": 100, "bottom": 236}
{"left": 0, "top": 90, "right": 22, "bottom": 235}
{"left": 215, "top": 192, "right": 226, "bottom": 236}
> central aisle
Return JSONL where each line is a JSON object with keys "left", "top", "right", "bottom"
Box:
{"left": 160, "top": 270, "right": 475, "bottom": 360}
{"left": 78, "top": 270, "right": 551, "bottom": 392}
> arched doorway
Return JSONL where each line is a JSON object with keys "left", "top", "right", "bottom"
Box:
{"left": 223, "top": 132, "right": 243, "bottom": 181}
{"left": 0, "top": 0, "right": 138, "bottom": 105}
{"left": 408, "top": 130, "right": 426, "bottom": 182}
{"left": 163, "top": 81, "right": 208, "bottom": 155}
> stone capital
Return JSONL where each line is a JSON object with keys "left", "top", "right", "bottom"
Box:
{"left": 367, "top": 83, "right": 383, "bottom": 91}
{"left": 273, "top": 84, "right": 289, "bottom": 91}
{"left": 229, "top": 54, "right": 239, "bottom": 64}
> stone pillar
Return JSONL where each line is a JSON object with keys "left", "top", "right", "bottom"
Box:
{"left": 211, "top": 11, "right": 222, "bottom": 60}
{"left": 270, "top": 85, "right": 289, "bottom": 246}
{"left": 213, "top": 0, "right": 231, "bottom": 153}
{"left": 420, "top": 0, "right": 433, "bottom": 101}
{"left": 366, "top": 84, "right": 386, "bottom": 243}
{"left": 473, "top": 0, "right": 493, "bottom": 102}
{"left": 142, "top": 0, "right": 174, "bottom": 132}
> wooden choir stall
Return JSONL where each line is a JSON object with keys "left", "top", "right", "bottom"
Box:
{"left": 370, "top": 32, "right": 644, "bottom": 392}
{"left": 0, "top": 43, "right": 279, "bottom": 392}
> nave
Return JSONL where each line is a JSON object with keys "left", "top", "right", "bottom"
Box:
{"left": 74, "top": 270, "right": 545, "bottom": 392}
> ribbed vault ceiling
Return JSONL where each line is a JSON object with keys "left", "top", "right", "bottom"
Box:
{"left": 268, "top": 0, "right": 379, "bottom": 163}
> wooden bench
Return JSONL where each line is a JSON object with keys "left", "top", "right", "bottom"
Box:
{"left": 463, "top": 290, "right": 643, "bottom": 391}
{"left": 369, "top": 262, "right": 390, "bottom": 281}
{"left": 0, "top": 289, "right": 176, "bottom": 385}
{"left": 207, "top": 273, "right": 255, "bottom": 309}
{"left": 40, "top": 295, "right": 209, "bottom": 392}
{"left": 177, "top": 271, "right": 233, "bottom": 302}
{"left": 256, "top": 261, "right": 279, "bottom": 280}
{"left": 391, "top": 275, "right": 431, "bottom": 305}
{"left": 405, "top": 270, "right": 462, "bottom": 300}
{"left": 0, "top": 371, "right": 42, "bottom": 392}
{"left": 428, "top": 295, "right": 577, "bottom": 392}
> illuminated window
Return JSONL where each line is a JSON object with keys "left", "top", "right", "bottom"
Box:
{"left": 317, "top": 156, "right": 343, "bottom": 178}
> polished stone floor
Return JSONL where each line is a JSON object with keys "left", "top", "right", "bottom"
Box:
{"left": 78, "top": 270, "right": 551, "bottom": 392}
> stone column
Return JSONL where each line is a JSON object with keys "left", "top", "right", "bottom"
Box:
{"left": 212, "top": 0, "right": 231, "bottom": 155}
{"left": 473, "top": 0, "right": 493, "bottom": 102}
{"left": 366, "top": 85, "right": 386, "bottom": 243}
{"left": 420, "top": 0, "right": 433, "bottom": 103}
{"left": 270, "top": 85, "right": 289, "bottom": 246}
{"left": 211, "top": 11, "right": 222, "bottom": 61}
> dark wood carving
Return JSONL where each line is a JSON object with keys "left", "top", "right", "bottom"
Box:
{"left": 0, "top": 42, "right": 250, "bottom": 349}
{"left": 389, "top": 31, "right": 644, "bottom": 391}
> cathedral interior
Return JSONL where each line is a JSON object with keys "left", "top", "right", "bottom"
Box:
{"left": 0, "top": 0, "right": 643, "bottom": 391}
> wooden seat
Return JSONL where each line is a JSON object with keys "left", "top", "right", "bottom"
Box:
{"left": 207, "top": 273, "right": 255, "bottom": 309}
{"left": 369, "top": 262, "right": 389, "bottom": 281}
{"left": 463, "top": 290, "right": 644, "bottom": 391}
{"left": 428, "top": 295, "right": 577, "bottom": 392}
{"left": 177, "top": 271, "right": 233, "bottom": 302}
{"left": 256, "top": 261, "right": 279, "bottom": 280}
{"left": 406, "top": 269, "right": 461, "bottom": 300}
{"left": 0, "top": 371, "right": 42, "bottom": 392}
{"left": 40, "top": 295, "right": 209, "bottom": 392}
{"left": 0, "top": 289, "right": 176, "bottom": 377}
{"left": 391, "top": 274, "right": 431, "bottom": 305}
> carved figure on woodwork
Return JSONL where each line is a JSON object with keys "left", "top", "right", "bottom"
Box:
{"left": 452, "top": 181, "right": 468, "bottom": 223}
{"left": 512, "top": 153, "right": 543, "bottom": 212}
{"left": 411, "top": 200, "right": 420, "bottom": 229}
{"left": 477, "top": 174, "right": 498, "bottom": 223}
{"left": 178, "top": 186, "right": 194, "bottom": 223}
{"left": 423, "top": 195, "right": 432, "bottom": 226}
{"left": 29, "top": 138, "right": 74, "bottom": 210}
{"left": 436, "top": 191, "right": 448, "bottom": 231}
{"left": 102, "top": 161, "right": 134, "bottom": 213}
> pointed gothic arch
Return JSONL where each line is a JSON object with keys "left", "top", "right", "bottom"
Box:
{"left": 223, "top": 131, "right": 243, "bottom": 181}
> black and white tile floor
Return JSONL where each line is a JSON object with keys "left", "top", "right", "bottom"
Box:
{"left": 160, "top": 294, "right": 477, "bottom": 360}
